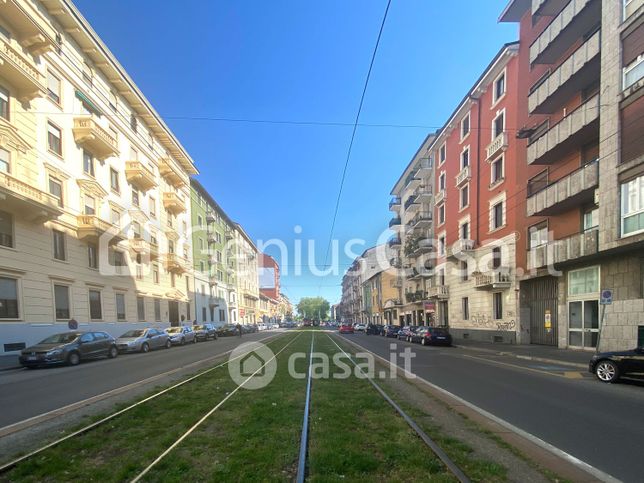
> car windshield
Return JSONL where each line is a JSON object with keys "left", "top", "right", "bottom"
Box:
{"left": 120, "top": 330, "right": 144, "bottom": 338}
{"left": 166, "top": 328, "right": 182, "bottom": 333}
{"left": 194, "top": 325, "right": 205, "bottom": 330}
{"left": 39, "top": 333, "right": 79, "bottom": 344}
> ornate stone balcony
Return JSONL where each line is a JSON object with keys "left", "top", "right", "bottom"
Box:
{"left": 475, "top": 271, "right": 512, "bottom": 290}
{"left": 163, "top": 191, "right": 186, "bottom": 215}
{"left": 125, "top": 161, "right": 157, "bottom": 192}
{"left": 434, "top": 189, "right": 446, "bottom": 205}
{"left": 0, "top": 37, "right": 45, "bottom": 101}
{"left": 164, "top": 253, "right": 187, "bottom": 274}
{"left": 455, "top": 165, "right": 471, "bottom": 187}
{"left": 427, "top": 285, "right": 449, "bottom": 299}
{"left": 77, "top": 215, "right": 124, "bottom": 244}
{"left": 73, "top": 117, "right": 119, "bottom": 160}
{"left": 447, "top": 239, "right": 475, "bottom": 259}
{"left": 0, "top": 171, "right": 61, "bottom": 222}
{"left": 486, "top": 132, "right": 509, "bottom": 161}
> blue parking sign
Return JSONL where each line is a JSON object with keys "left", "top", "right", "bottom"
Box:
{"left": 600, "top": 289, "right": 612, "bottom": 305}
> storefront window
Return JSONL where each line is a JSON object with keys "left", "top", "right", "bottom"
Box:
{"left": 568, "top": 266, "right": 599, "bottom": 296}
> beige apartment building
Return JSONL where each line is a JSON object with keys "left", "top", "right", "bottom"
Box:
{"left": 0, "top": 0, "right": 197, "bottom": 353}
{"left": 234, "top": 224, "right": 260, "bottom": 324}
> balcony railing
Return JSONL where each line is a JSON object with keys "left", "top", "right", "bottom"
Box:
{"left": 404, "top": 195, "right": 418, "bottom": 211}
{"left": 0, "top": 171, "right": 61, "bottom": 221}
{"left": 163, "top": 191, "right": 187, "bottom": 214}
{"left": 164, "top": 253, "right": 187, "bottom": 274}
{"left": 527, "top": 94, "right": 599, "bottom": 165}
{"left": 486, "top": 132, "right": 509, "bottom": 161}
{"left": 125, "top": 161, "right": 157, "bottom": 192}
{"left": 206, "top": 210, "right": 216, "bottom": 223}
{"left": 77, "top": 215, "right": 123, "bottom": 244}
{"left": 527, "top": 228, "right": 599, "bottom": 269}
{"left": 528, "top": 30, "right": 600, "bottom": 114}
{"left": 427, "top": 285, "right": 449, "bottom": 299}
{"left": 389, "top": 217, "right": 402, "bottom": 228}
{"left": 529, "top": 0, "right": 600, "bottom": 65}
{"left": 414, "top": 185, "right": 432, "bottom": 203}
{"left": 415, "top": 237, "right": 433, "bottom": 255}
{"left": 389, "top": 196, "right": 401, "bottom": 211}
{"left": 129, "top": 237, "right": 150, "bottom": 257}
{"left": 474, "top": 271, "right": 512, "bottom": 290}
{"left": 532, "top": 0, "right": 569, "bottom": 16}
{"left": 455, "top": 165, "right": 471, "bottom": 186}
{"left": 0, "top": 37, "right": 45, "bottom": 101}
{"left": 387, "top": 236, "right": 401, "bottom": 247}
{"left": 447, "top": 239, "right": 475, "bottom": 259}
{"left": 411, "top": 212, "right": 432, "bottom": 228}
{"left": 405, "top": 290, "right": 426, "bottom": 303}
{"left": 73, "top": 117, "right": 119, "bottom": 160}
{"left": 526, "top": 160, "right": 598, "bottom": 217}
{"left": 434, "top": 189, "right": 446, "bottom": 205}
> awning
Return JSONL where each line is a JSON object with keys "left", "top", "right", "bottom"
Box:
{"left": 75, "top": 89, "right": 103, "bottom": 117}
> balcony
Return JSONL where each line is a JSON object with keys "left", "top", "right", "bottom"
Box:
{"left": 486, "top": 132, "right": 509, "bottom": 161}
{"left": 526, "top": 160, "right": 598, "bottom": 217}
{"left": 527, "top": 228, "right": 599, "bottom": 269}
{"left": 389, "top": 257, "right": 402, "bottom": 268}
{"left": 411, "top": 212, "right": 432, "bottom": 229}
{"left": 387, "top": 236, "right": 401, "bottom": 248}
{"left": 0, "top": 37, "right": 45, "bottom": 101}
{"left": 475, "top": 271, "right": 512, "bottom": 290}
{"left": 532, "top": 0, "right": 569, "bottom": 16}
{"left": 0, "top": 171, "right": 61, "bottom": 222}
{"left": 206, "top": 210, "right": 216, "bottom": 223}
{"left": 434, "top": 189, "right": 446, "bottom": 205}
{"left": 164, "top": 253, "right": 187, "bottom": 274}
{"left": 447, "top": 239, "right": 475, "bottom": 259}
{"left": 427, "top": 285, "right": 449, "bottom": 299}
{"left": 405, "top": 290, "right": 426, "bottom": 303}
{"left": 129, "top": 237, "right": 150, "bottom": 257}
{"left": 77, "top": 215, "right": 124, "bottom": 244}
{"left": 165, "top": 227, "right": 179, "bottom": 242}
{"left": 414, "top": 237, "right": 433, "bottom": 255}
{"left": 125, "top": 161, "right": 157, "bottom": 192}
{"left": 528, "top": 30, "right": 600, "bottom": 114}
{"left": 414, "top": 186, "right": 432, "bottom": 203}
{"left": 209, "top": 296, "right": 226, "bottom": 307}
{"left": 207, "top": 232, "right": 217, "bottom": 244}
{"left": 406, "top": 267, "right": 421, "bottom": 280}
{"left": 72, "top": 117, "right": 119, "bottom": 160}
{"left": 455, "top": 165, "right": 471, "bottom": 187}
{"left": 389, "top": 196, "right": 401, "bottom": 211}
{"left": 163, "top": 192, "right": 186, "bottom": 214}
{"left": 1, "top": 0, "right": 55, "bottom": 55}
{"left": 527, "top": 94, "right": 599, "bottom": 165}
{"left": 149, "top": 242, "right": 160, "bottom": 260}
{"left": 415, "top": 158, "right": 433, "bottom": 177}
{"left": 404, "top": 195, "right": 419, "bottom": 212}
{"left": 159, "top": 158, "right": 187, "bottom": 189}
{"left": 529, "top": 0, "right": 601, "bottom": 65}
{"left": 389, "top": 217, "right": 402, "bottom": 229}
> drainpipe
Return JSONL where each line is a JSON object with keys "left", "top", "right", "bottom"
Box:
{"left": 474, "top": 95, "right": 482, "bottom": 245}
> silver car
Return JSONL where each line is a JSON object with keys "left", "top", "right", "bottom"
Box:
{"left": 116, "top": 328, "right": 171, "bottom": 353}
{"left": 165, "top": 326, "right": 197, "bottom": 345}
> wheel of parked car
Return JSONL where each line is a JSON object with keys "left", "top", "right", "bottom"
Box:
{"left": 595, "top": 360, "right": 620, "bottom": 383}
{"left": 421, "top": 338, "right": 427, "bottom": 346}
{"left": 165, "top": 339, "right": 172, "bottom": 349}
{"left": 67, "top": 351, "right": 80, "bottom": 366}
{"left": 180, "top": 337, "right": 185, "bottom": 346}
{"left": 141, "top": 342, "right": 149, "bottom": 353}
{"left": 108, "top": 346, "right": 118, "bottom": 359}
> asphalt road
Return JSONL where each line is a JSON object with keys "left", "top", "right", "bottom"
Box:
{"left": 0, "top": 331, "right": 280, "bottom": 429}
{"left": 340, "top": 332, "right": 644, "bottom": 483}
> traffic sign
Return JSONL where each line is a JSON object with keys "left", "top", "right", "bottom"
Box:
{"left": 600, "top": 289, "right": 613, "bottom": 305}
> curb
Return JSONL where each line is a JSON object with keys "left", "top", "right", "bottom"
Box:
{"left": 453, "top": 344, "right": 588, "bottom": 369}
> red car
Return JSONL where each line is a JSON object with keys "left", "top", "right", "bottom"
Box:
{"left": 339, "top": 324, "right": 354, "bottom": 334}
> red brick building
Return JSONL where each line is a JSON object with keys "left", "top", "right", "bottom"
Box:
{"left": 259, "top": 253, "right": 280, "bottom": 301}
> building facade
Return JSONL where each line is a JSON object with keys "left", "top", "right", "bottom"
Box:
{"left": 235, "top": 224, "right": 259, "bottom": 325}
{"left": 0, "top": 0, "right": 198, "bottom": 353}
{"left": 190, "top": 180, "right": 238, "bottom": 326}
{"left": 501, "top": 0, "right": 644, "bottom": 350}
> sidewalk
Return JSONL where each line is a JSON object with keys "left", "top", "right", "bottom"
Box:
{"left": 0, "top": 355, "right": 20, "bottom": 371}
{"left": 453, "top": 339, "right": 592, "bottom": 368}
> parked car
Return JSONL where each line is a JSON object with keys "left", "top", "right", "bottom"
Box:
{"left": 193, "top": 324, "right": 218, "bottom": 341}
{"left": 410, "top": 327, "right": 453, "bottom": 346}
{"left": 19, "top": 331, "right": 118, "bottom": 368}
{"left": 165, "top": 326, "right": 196, "bottom": 345}
{"left": 271, "top": 323, "right": 280, "bottom": 329}
{"left": 366, "top": 324, "right": 382, "bottom": 335}
{"left": 116, "top": 328, "right": 171, "bottom": 353}
{"left": 589, "top": 347, "right": 644, "bottom": 383}
{"left": 339, "top": 324, "right": 354, "bottom": 334}
{"left": 217, "top": 324, "right": 240, "bottom": 337}
{"left": 354, "top": 323, "right": 366, "bottom": 332}
{"left": 383, "top": 325, "right": 400, "bottom": 338}
{"left": 397, "top": 326, "right": 416, "bottom": 341}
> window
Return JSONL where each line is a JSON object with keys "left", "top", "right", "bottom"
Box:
{"left": 137, "top": 296, "right": 145, "bottom": 321}
{"left": 460, "top": 185, "right": 469, "bottom": 209}
{"left": 493, "top": 111, "right": 505, "bottom": 139}
{"left": 439, "top": 143, "right": 446, "bottom": 164}
{"left": 219, "top": 309, "right": 226, "bottom": 321}
{"left": 568, "top": 266, "right": 599, "bottom": 296}
{"left": 150, "top": 231, "right": 158, "bottom": 246}
{"left": 461, "top": 222, "right": 470, "bottom": 240}
{"left": 110, "top": 168, "right": 120, "bottom": 193}
{"left": 47, "top": 71, "right": 61, "bottom": 104}
{"left": 82, "top": 151, "right": 95, "bottom": 177}
{"left": 0, "top": 210, "right": 13, "bottom": 248}
{"left": 132, "top": 188, "right": 140, "bottom": 207}
{"left": 491, "top": 157, "right": 504, "bottom": 185}
{"left": 132, "top": 221, "right": 142, "bottom": 239}
{"left": 583, "top": 207, "right": 599, "bottom": 232}
{"left": 462, "top": 297, "right": 469, "bottom": 320}
{"left": 53, "top": 229, "right": 66, "bottom": 261}
{"left": 200, "top": 261, "right": 205, "bottom": 272}
{"left": 84, "top": 194, "right": 95, "bottom": 215}
{"left": 109, "top": 91, "right": 117, "bottom": 111}
{"left": 456, "top": 151, "right": 467, "bottom": 175}
{"left": 623, "top": 54, "right": 644, "bottom": 90}
{"left": 493, "top": 292, "right": 503, "bottom": 320}
{"left": 529, "top": 222, "right": 548, "bottom": 249}
{"left": 0, "top": 277, "right": 19, "bottom": 318}
{"left": 217, "top": 250, "right": 222, "bottom": 263}
{"left": 112, "top": 250, "right": 125, "bottom": 274}
{"left": 461, "top": 261, "right": 468, "bottom": 282}
{"left": 198, "top": 215, "right": 203, "bottom": 228}
{"left": 461, "top": 113, "right": 470, "bottom": 139}
{"left": 54, "top": 284, "right": 70, "bottom": 319}
{"left": 82, "top": 61, "right": 93, "bottom": 86}
{"left": 438, "top": 204, "right": 445, "bottom": 224}
{"left": 621, "top": 175, "right": 644, "bottom": 236}
{"left": 0, "top": 148, "right": 9, "bottom": 173}
{"left": 491, "top": 201, "right": 504, "bottom": 230}
{"left": 153, "top": 265, "right": 160, "bottom": 284}
{"left": 154, "top": 298, "right": 161, "bottom": 321}
{"left": 47, "top": 122, "right": 62, "bottom": 156}
{"left": 202, "top": 306, "right": 207, "bottom": 322}
{"left": 0, "top": 87, "right": 8, "bottom": 120}
{"left": 88, "top": 243, "right": 98, "bottom": 269}
{"left": 130, "top": 114, "right": 138, "bottom": 133}
{"left": 89, "top": 289, "right": 102, "bottom": 320}
{"left": 199, "top": 238, "right": 204, "bottom": 250}
{"left": 49, "top": 176, "right": 63, "bottom": 207}
{"left": 115, "top": 293, "right": 126, "bottom": 321}
{"left": 494, "top": 72, "right": 506, "bottom": 102}
{"left": 439, "top": 236, "right": 445, "bottom": 256}
{"left": 149, "top": 197, "right": 156, "bottom": 218}
{"left": 492, "top": 247, "right": 502, "bottom": 269}
{"left": 217, "top": 269, "right": 223, "bottom": 281}
{"left": 439, "top": 172, "right": 446, "bottom": 191}
{"left": 216, "top": 232, "right": 222, "bottom": 243}
{"left": 111, "top": 209, "right": 120, "bottom": 226}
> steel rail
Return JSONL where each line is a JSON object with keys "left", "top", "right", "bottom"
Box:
{"left": 295, "top": 333, "right": 314, "bottom": 483}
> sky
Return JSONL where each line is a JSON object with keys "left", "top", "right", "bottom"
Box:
{"left": 74, "top": 0, "right": 517, "bottom": 306}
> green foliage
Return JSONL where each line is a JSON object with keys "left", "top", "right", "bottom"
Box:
{"left": 296, "top": 297, "right": 330, "bottom": 320}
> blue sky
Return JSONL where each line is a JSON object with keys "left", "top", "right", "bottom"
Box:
{"left": 75, "top": 0, "right": 517, "bottom": 306}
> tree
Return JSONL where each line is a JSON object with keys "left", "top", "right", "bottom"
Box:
{"left": 296, "top": 297, "right": 330, "bottom": 320}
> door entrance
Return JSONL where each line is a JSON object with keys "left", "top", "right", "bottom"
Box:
{"left": 568, "top": 300, "right": 599, "bottom": 349}
{"left": 523, "top": 277, "right": 558, "bottom": 346}
{"left": 169, "top": 301, "right": 179, "bottom": 326}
